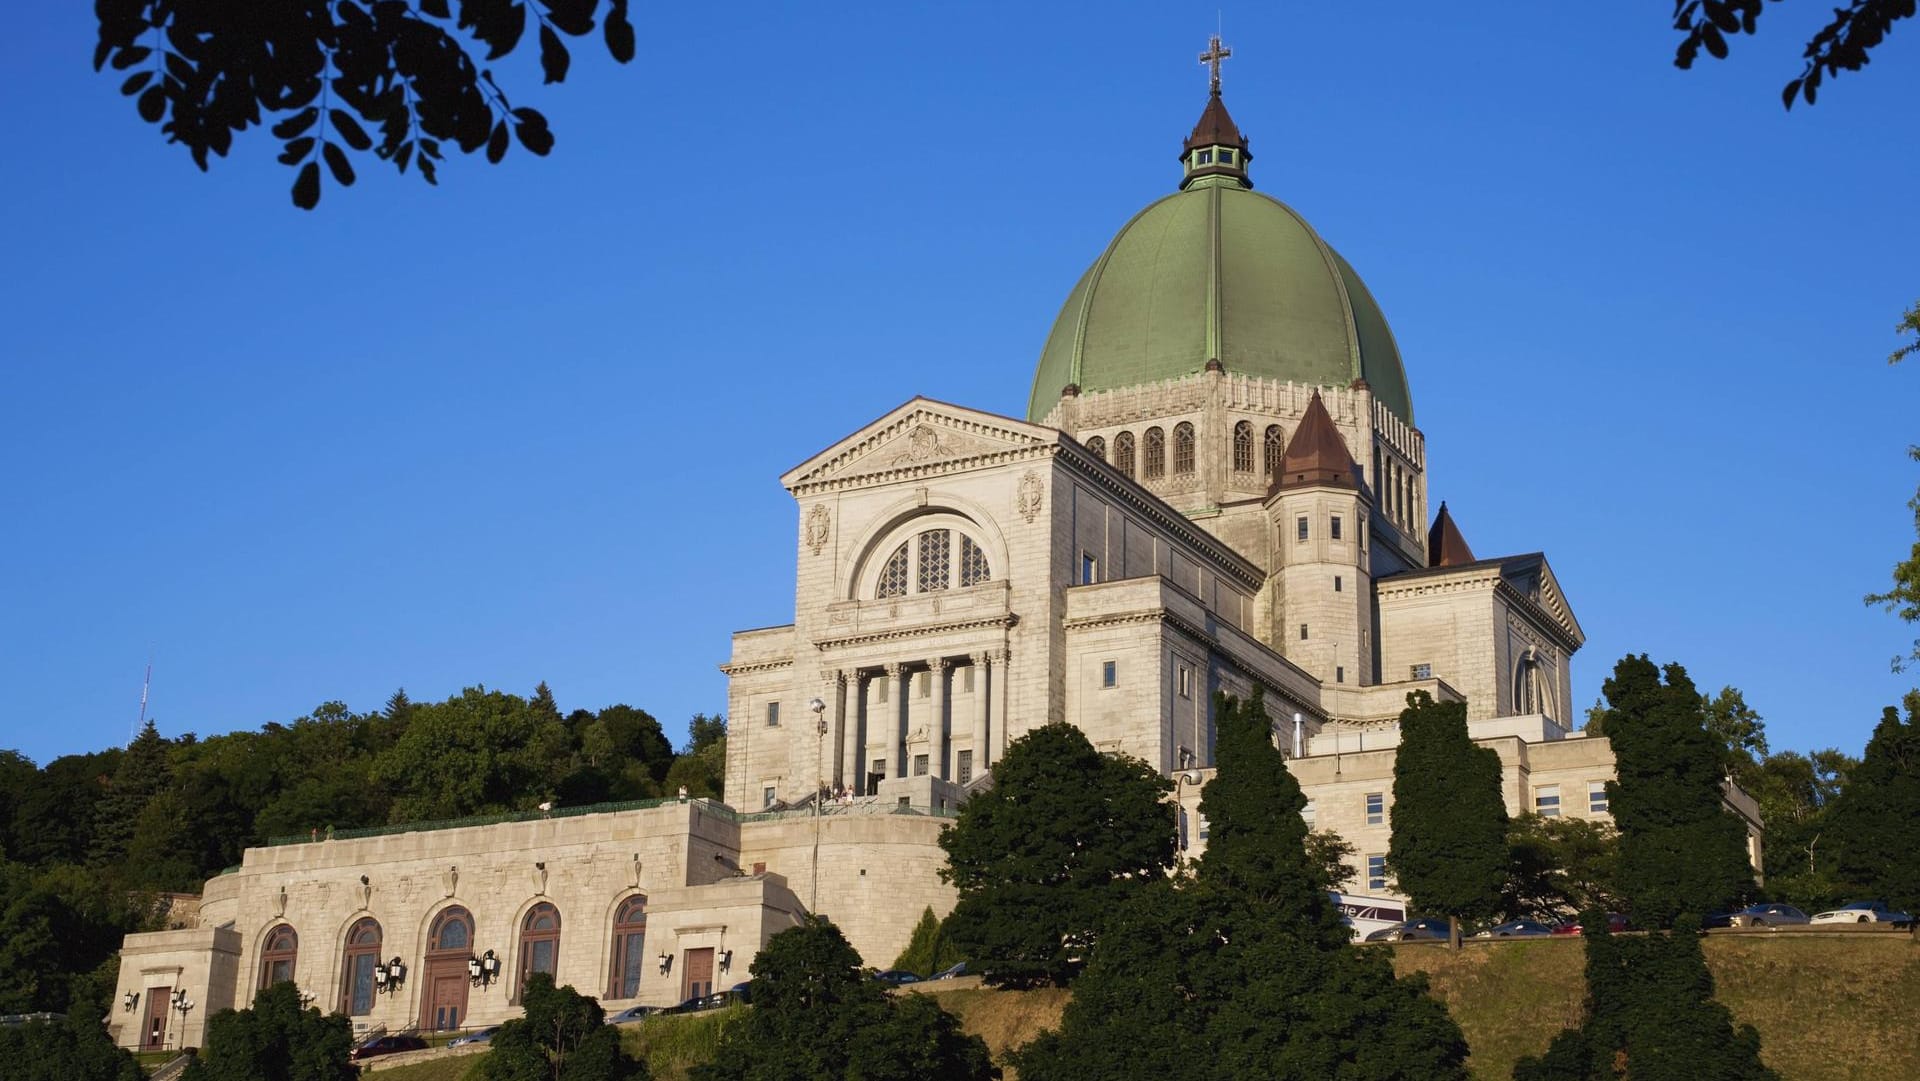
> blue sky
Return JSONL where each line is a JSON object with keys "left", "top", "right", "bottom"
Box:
{"left": 2, "top": 3, "right": 1915, "bottom": 766}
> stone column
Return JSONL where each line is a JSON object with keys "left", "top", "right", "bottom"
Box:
{"left": 969, "top": 653, "right": 990, "bottom": 777}
{"left": 928, "top": 658, "right": 951, "bottom": 780}
{"left": 994, "top": 648, "right": 1011, "bottom": 759}
{"left": 841, "top": 671, "right": 863, "bottom": 794}
{"left": 829, "top": 671, "right": 849, "bottom": 791}
{"left": 886, "top": 662, "right": 908, "bottom": 780}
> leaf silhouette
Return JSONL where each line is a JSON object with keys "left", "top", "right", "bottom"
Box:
{"left": 292, "top": 161, "right": 321, "bottom": 209}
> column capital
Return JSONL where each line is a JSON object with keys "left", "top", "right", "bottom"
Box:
{"left": 927, "top": 657, "right": 952, "bottom": 673}
{"left": 883, "top": 661, "right": 904, "bottom": 678}
{"left": 968, "top": 652, "right": 989, "bottom": 667}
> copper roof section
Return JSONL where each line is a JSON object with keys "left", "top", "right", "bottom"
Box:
{"left": 1184, "top": 90, "right": 1248, "bottom": 154}
{"left": 1271, "top": 391, "right": 1360, "bottom": 493}
{"left": 1428, "top": 502, "right": 1476, "bottom": 567}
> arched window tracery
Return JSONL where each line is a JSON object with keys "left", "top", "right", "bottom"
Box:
{"left": 518, "top": 902, "right": 561, "bottom": 997}
{"left": 1264, "top": 425, "right": 1285, "bottom": 478}
{"left": 430, "top": 907, "right": 472, "bottom": 953}
{"left": 1085, "top": 435, "right": 1106, "bottom": 461}
{"left": 1143, "top": 427, "right": 1165, "bottom": 479}
{"left": 340, "top": 918, "right": 381, "bottom": 1015}
{"left": 916, "top": 530, "right": 951, "bottom": 593}
{"left": 1232, "top": 421, "right": 1253, "bottom": 473}
{"left": 960, "top": 536, "right": 991, "bottom": 587}
{"left": 1114, "top": 431, "right": 1135, "bottom": 477}
{"left": 608, "top": 894, "right": 648, "bottom": 999}
{"left": 1172, "top": 423, "right": 1195, "bottom": 475}
{"left": 868, "top": 521, "right": 994, "bottom": 598}
{"left": 876, "top": 543, "right": 909, "bottom": 598}
{"left": 259, "top": 924, "right": 298, "bottom": 990}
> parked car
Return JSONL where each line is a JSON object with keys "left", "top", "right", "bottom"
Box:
{"left": 448, "top": 1026, "right": 498, "bottom": 1047}
{"left": 871, "top": 969, "right": 923, "bottom": 985}
{"left": 1810, "top": 900, "right": 1915, "bottom": 927}
{"left": 1728, "top": 903, "right": 1810, "bottom": 929}
{"left": 1363, "top": 918, "right": 1451, "bottom": 943}
{"left": 350, "top": 1034, "right": 428, "bottom": 1061}
{"left": 727, "top": 980, "right": 754, "bottom": 1004}
{"left": 930, "top": 961, "right": 969, "bottom": 980}
{"left": 1701, "top": 910, "right": 1737, "bottom": 929}
{"left": 1473, "top": 919, "right": 1555, "bottom": 938}
{"left": 606, "top": 1005, "right": 661, "bottom": 1024}
{"left": 1550, "top": 913, "right": 1632, "bottom": 936}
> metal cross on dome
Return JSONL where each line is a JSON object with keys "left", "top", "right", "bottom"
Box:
{"left": 1199, "top": 34, "right": 1232, "bottom": 94}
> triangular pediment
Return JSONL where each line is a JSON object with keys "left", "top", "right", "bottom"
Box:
{"left": 1501, "top": 555, "right": 1584, "bottom": 647}
{"left": 782, "top": 398, "right": 1057, "bottom": 490}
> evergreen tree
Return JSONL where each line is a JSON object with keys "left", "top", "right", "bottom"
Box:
{"left": 1599, "top": 656, "right": 1753, "bottom": 927}
{"left": 892, "top": 906, "right": 966, "bottom": 977}
{"left": 385, "top": 687, "right": 414, "bottom": 721}
{"left": 481, "top": 972, "right": 646, "bottom": 1081}
{"left": 939, "top": 722, "right": 1176, "bottom": 987}
{"left": 88, "top": 720, "right": 172, "bottom": 868}
{"left": 182, "top": 980, "right": 357, "bottom": 1081}
{"left": 1387, "top": 692, "right": 1509, "bottom": 945}
{"left": 1010, "top": 690, "right": 1468, "bottom": 1081}
{"left": 1512, "top": 918, "right": 1775, "bottom": 1081}
{"left": 1823, "top": 692, "right": 1920, "bottom": 911}
{"left": 694, "top": 917, "right": 994, "bottom": 1081}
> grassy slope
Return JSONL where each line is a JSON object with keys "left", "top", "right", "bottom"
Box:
{"left": 364, "top": 936, "right": 1918, "bottom": 1081}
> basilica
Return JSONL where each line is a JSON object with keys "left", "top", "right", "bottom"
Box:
{"left": 107, "top": 56, "right": 1762, "bottom": 1054}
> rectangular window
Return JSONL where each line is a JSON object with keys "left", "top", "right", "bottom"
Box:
{"left": 1299, "top": 623, "right": 1309, "bottom": 641}
{"left": 766, "top": 702, "right": 780, "bottom": 727}
{"left": 1365, "top": 792, "right": 1384, "bottom": 826}
{"left": 877, "top": 680, "right": 888, "bottom": 703}
{"left": 1410, "top": 663, "right": 1432, "bottom": 680}
{"left": 1367, "top": 855, "right": 1388, "bottom": 892}
{"left": 1219, "top": 149, "right": 1236, "bottom": 165}
{"left": 1178, "top": 665, "right": 1193, "bottom": 699}
{"left": 916, "top": 672, "right": 929, "bottom": 698}
{"left": 762, "top": 786, "right": 776, "bottom": 809}
{"left": 1336, "top": 666, "right": 1345, "bottom": 684}
{"left": 1197, "top": 148, "right": 1213, "bottom": 164}
{"left": 1331, "top": 515, "right": 1343, "bottom": 540}
{"left": 1081, "top": 552, "right": 1098, "bottom": 585}
{"left": 1535, "top": 785, "right": 1561, "bottom": 818}
{"left": 958, "top": 750, "right": 973, "bottom": 785}
{"left": 1197, "top": 813, "right": 1210, "bottom": 842}
{"left": 1588, "top": 781, "right": 1609, "bottom": 815}
{"left": 1297, "top": 516, "right": 1309, "bottom": 542}
{"left": 963, "top": 667, "right": 975, "bottom": 693}
{"left": 872, "top": 759, "right": 885, "bottom": 779}
{"left": 1334, "top": 575, "right": 1342, "bottom": 593}
{"left": 1102, "top": 660, "right": 1117, "bottom": 688}
{"left": 1301, "top": 801, "right": 1316, "bottom": 830}
{"left": 913, "top": 754, "right": 929, "bottom": 777}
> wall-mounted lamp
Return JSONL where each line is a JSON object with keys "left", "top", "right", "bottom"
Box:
{"left": 718, "top": 949, "right": 733, "bottom": 974}
{"left": 373, "top": 957, "right": 407, "bottom": 994}
{"left": 122, "top": 991, "right": 139, "bottom": 1012}
{"left": 657, "top": 952, "right": 673, "bottom": 975}
{"left": 468, "top": 949, "right": 501, "bottom": 987}
{"left": 170, "top": 989, "right": 194, "bottom": 1017}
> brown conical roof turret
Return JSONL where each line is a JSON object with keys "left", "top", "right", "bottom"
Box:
{"left": 1184, "top": 91, "right": 1247, "bottom": 155}
{"left": 1272, "top": 392, "right": 1360, "bottom": 493}
{"left": 1428, "top": 502, "right": 1477, "bottom": 567}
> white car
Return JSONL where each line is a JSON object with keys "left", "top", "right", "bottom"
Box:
{"left": 1809, "top": 900, "right": 1913, "bottom": 928}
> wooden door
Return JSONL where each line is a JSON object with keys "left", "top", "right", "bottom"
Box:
{"left": 419, "top": 958, "right": 469, "bottom": 1032}
{"left": 142, "top": 986, "right": 170, "bottom": 1051}
{"left": 681, "top": 948, "right": 714, "bottom": 1001}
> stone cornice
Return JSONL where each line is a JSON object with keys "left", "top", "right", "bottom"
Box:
{"left": 811, "top": 614, "right": 1017, "bottom": 653}
{"left": 789, "top": 443, "right": 1056, "bottom": 496}
{"left": 1062, "top": 607, "right": 1324, "bottom": 721}
{"left": 717, "top": 658, "right": 794, "bottom": 677}
{"left": 1495, "top": 580, "right": 1583, "bottom": 654}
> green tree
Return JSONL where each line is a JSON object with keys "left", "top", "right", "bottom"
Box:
{"left": 693, "top": 916, "right": 995, "bottom": 1081}
{"left": 370, "top": 686, "right": 572, "bottom": 821}
{"left": 183, "top": 980, "right": 357, "bottom": 1081}
{"left": 481, "top": 972, "right": 647, "bottom": 1081}
{"left": 9, "top": 750, "right": 119, "bottom": 867}
{"left": 1503, "top": 814, "right": 1622, "bottom": 922}
{"left": 1669, "top": 1, "right": 1912, "bottom": 108}
{"left": 1010, "top": 691, "right": 1467, "bottom": 1081}
{"left": 94, "top": 0, "right": 639, "bottom": 208}
{"left": 891, "top": 906, "right": 966, "bottom": 978}
{"left": 89, "top": 720, "right": 171, "bottom": 867}
{"left": 1387, "top": 691, "right": 1509, "bottom": 946}
{"left": 1743, "top": 747, "right": 1855, "bottom": 910}
{"left": 1822, "top": 693, "right": 1920, "bottom": 912}
{"left": 0, "top": 1014, "right": 143, "bottom": 1081}
{"left": 1702, "top": 686, "right": 1768, "bottom": 788}
{"left": 1303, "top": 830, "right": 1357, "bottom": 893}
{"left": 0, "top": 862, "right": 153, "bottom": 1014}
{"left": 1512, "top": 918, "right": 1775, "bottom": 1081}
{"left": 1599, "top": 656, "right": 1754, "bottom": 927}
{"left": 939, "top": 722, "right": 1175, "bottom": 987}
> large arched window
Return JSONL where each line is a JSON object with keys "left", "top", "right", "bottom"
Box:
{"left": 259, "top": 924, "right": 298, "bottom": 990}
{"left": 518, "top": 903, "right": 561, "bottom": 997}
{"left": 1172, "top": 423, "right": 1195, "bottom": 475}
{"left": 1264, "top": 425, "right": 1285, "bottom": 478}
{"left": 430, "top": 906, "right": 472, "bottom": 953}
{"left": 1514, "top": 649, "right": 1558, "bottom": 720}
{"left": 868, "top": 521, "right": 994, "bottom": 599}
{"left": 1232, "top": 421, "right": 1253, "bottom": 473}
{"left": 1143, "top": 427, "right": 1165, "bottom": 479}
{"left": 1114, "top": 431, "right": 1135, "bottom": 477}
{"left": 340, "top": 918, "right": 382, "bottom": 1015}
{"left": 607, "top": 895, "right": 648, "bottom": 1000}
{"left": 1085, "top": 435, "right": 1105, "bottom": 461}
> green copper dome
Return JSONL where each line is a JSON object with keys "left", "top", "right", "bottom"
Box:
{"left": 1028, "top": 96, "right": 1412, "bottom": 426}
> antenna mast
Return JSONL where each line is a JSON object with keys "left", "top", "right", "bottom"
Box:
{"left": 135, "top": 662, "right": 151, "bottom": 736}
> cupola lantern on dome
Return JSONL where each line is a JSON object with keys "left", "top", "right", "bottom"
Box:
{"left": 1181, "top": 35, "right": 1251, "bottom": 190}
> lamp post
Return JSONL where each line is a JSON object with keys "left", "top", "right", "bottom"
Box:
{"left": 808, "top": 695, "right": 827, "bottom": 914}
{"left": 168, "top": 989, "right": 194, "bottom": 1051}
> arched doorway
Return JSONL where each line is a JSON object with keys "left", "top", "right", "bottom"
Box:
{"left": 339, "top": 917, "right": 382, "bottom": 1016}
{"left": 420, "top": 906, "right": 473, "bottom": 1032}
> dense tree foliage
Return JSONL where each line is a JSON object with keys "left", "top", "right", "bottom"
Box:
{"left": 0, "top": 1014, "right": 144, "bottom": 1081}
{"left": 1512, "top": 918, "right": 1775, "bottom": 1081}
{"left": 1010, "top": 690, "right": 1468, "bottom": 1081}
{"left": 183, "top": 980, "right": 358, "bottom": 1081}
{"left": 94, "top": 0, "right": 638, "bottom": 207}
{"left": 1388, "top": 692, "right": 1509, "bottom": 945}
{"left": 0, "top": 684, "right": 714, "bottom": 1022}
{"left": 1502, "top": 815, "right": 1622, "bottom": 922}
{"left": 891, "top": 906, "right": 966, "bottom": 978}
{"left": 693, "top": 917, "right": 996, "bottom": 1081}
{"left": 1669, "top": 0, "right": 1913, "bottom": 108}
{"left": 481, "top": 972, "right": 647, "bottom": 1081}
{"left": 1823, "top": 693, "right": 1920, "bottom": 912}
{"left": 1598, "top": 656, "right": 1754, "bottom": 927}
{"left": 938, "top": 723, "right": 1176, "bottom": 988}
